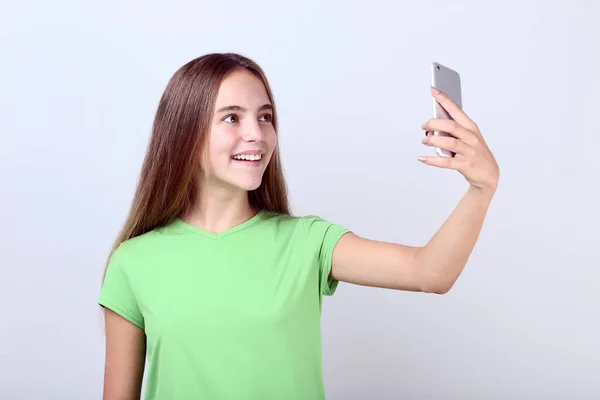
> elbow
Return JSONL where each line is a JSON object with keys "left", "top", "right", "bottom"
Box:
{"left": 420, "top": 275, "right": 455, "bottom": 295}
{"left": 430, "top": 283, "right": 453, "bottom": 295}
{"left": 412, "top": 248, "right": 458, "bottom": 294}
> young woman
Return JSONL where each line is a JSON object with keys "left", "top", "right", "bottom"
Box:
{"left": 99, "top": 52, "right": 499, "bottom": 400}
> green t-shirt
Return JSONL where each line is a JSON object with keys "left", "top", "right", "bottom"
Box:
{"left": 98, "top": 211, "right": 351, "bottom": 400}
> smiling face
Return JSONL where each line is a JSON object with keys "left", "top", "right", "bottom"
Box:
{"left": 201, "top": 69, "right": 277, "bottom": 193}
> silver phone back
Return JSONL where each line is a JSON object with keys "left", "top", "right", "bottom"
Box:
{"left": 431, "top": 62, "right": 462, "bottom": 157}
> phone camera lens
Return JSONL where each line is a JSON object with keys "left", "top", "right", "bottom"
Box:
{"left": 436, "top": 66, "right": 440, "bottom": 70}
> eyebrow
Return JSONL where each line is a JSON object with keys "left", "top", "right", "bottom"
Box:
{"left": 216, "top": 104, "right": 273, "bottom": 113}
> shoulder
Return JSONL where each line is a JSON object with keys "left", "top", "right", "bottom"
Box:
{"left": 299, "top": 214, "right": 350, "bottom": 240}
{"left": 118, "top": 228, "right": 164, "bottom": 255}
{"left": 259, "top": 212, "right": 342, "bottom": 234}
{"left": 262, "top": 212, "right": 351, "bottom": 249}
{"left": 109, "top": 223, "right": 178, "bottom": 271}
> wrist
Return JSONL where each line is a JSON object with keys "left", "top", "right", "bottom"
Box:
{"left": 468, "top": 184, "right": 496, "bottom": 203}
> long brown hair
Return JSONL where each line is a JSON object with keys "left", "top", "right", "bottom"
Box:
{"left": 104, "top": 53, "right": 290, "bottom": 278}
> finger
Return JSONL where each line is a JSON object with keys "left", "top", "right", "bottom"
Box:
{"left": 431, "top": 87, "right": 478, "bottom": 132}
{"left": 423, "top": 135, "right": 474, "bottom": 157}
{"left": 417, "top": 155, "right": 461, "bottom": 170}
{"left": 422, "top": 118, "right": 477, "bottom": 144}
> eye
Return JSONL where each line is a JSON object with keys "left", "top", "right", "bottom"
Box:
{"left": 259, "top": 113, "right": 273, "bottom": 122}
{"left": 223, "top": 114, "right": 239, "bottom": 123}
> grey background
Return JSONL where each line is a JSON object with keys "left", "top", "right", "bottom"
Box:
{"left": 1, "top": 0, "right": 599, "bottom": 399}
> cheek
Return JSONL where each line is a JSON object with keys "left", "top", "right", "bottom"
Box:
{"left": 266, "top": 128, "right": 277, "bottom": 154}
{"left": 207, "top": 134, "right": 235, "bottom": 166}
{"left": 199, "top": 147, "right": 221, "bottom": 174}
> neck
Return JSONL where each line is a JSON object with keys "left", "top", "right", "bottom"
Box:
{"left": 182, "top": 183, "right": 257, "bottom": 234}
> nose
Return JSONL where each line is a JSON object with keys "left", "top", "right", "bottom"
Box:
{"left": 241, "top": 119, "right": 265, "bottom": 143}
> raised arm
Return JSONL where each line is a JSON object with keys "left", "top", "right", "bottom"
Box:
{"left": 103, "top": 308, "right": 146, "bottom": 400}
{"left": 331, "top": 87, "right": 499, "bottom": 294}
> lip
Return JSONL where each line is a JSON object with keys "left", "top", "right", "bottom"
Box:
{"left": 231, "top": 150, "right": 264, "bottom": 156}
{"left": 231, "top": 156, "right": 263, "bottom": 168}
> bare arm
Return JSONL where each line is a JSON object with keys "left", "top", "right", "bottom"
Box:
{"left": 413, "top": 185, "right": 493, "bottom": 292}
{"left": 331, "top": 235, "right": 423, "bottom": 292}
{"left": 103, "top": 308, "right": 146, "bottom": 400}
{"left": 331, "top": 186, "right": 493, "bottom": 294}
{"left": 331, "top": 86, "right": 499, "bottom": 294}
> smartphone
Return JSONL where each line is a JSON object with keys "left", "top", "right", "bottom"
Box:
{"left": 430, "top": 62, "right": 462, "bottom": 157}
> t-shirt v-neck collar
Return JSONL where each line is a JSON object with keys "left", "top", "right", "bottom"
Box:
{"left": 172, "top": 210, "right": 266, "bottom": 240}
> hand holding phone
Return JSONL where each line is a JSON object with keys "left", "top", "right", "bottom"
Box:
{"left": 420, "top": 64, "right": 499, "bottom": 195}
{"left": 430, "top": 62, "right": 462, "bottom": 157}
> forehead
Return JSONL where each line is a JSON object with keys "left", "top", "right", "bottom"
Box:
{"left": 214, "top": 69, "right": 270, "bottom": 107}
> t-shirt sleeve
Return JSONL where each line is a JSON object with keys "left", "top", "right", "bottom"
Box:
{"left": 301, "top": 215, "right": 351, "bottom": 296}
{"left": 98, "top": 244, "right": 145, "bottom": 329}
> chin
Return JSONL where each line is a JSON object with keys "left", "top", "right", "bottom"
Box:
{"left": 221, "top": 174, "right": 264, "bottom": 192}
{"left": 216, "top": 165, "right": 269, "bottom": 192}
{"left": 235, "top": 179, "right": 263, "bottom": 192}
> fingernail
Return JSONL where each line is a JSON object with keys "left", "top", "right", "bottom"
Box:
{"left": 431, "top": 86, "right": 440, "bottom": 94}
{"left": 418, "top": 156, "right": 427, "bottom": 162}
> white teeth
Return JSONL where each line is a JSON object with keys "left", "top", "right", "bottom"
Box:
{"left": 232, "top": 154, "right": 262, "bottom": 161}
